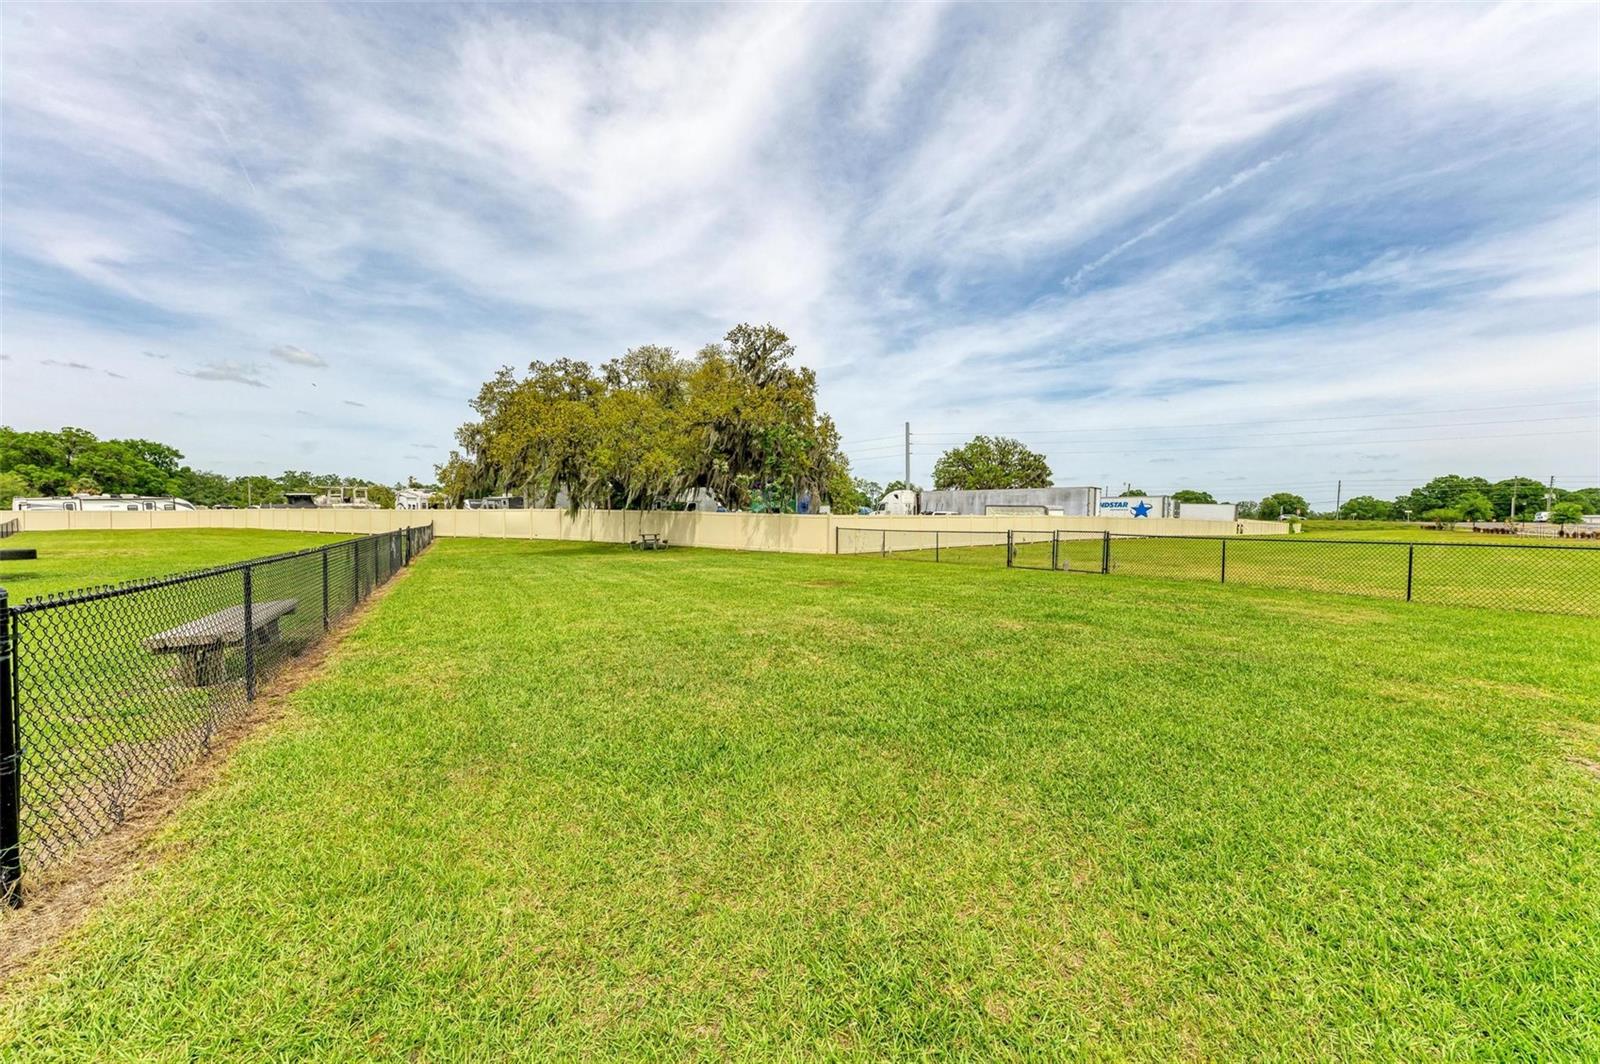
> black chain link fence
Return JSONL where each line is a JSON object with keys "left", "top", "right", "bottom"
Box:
{"left": 835, "top": 527, "right": 1600, "bottom": 616}
{"left": 0, "top": 523, "right": 433, "bottom": 905}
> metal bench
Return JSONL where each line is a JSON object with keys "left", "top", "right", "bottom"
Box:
{"left": 144, "top": 598, "right": 298, "bottom": 686}
{"left": 631, "top": 533, "right": 668, "bottom": 551}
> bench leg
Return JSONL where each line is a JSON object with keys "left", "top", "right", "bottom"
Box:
{"left": 176, "top": 646, "right": 227, "bottom": 687}
{"left": 198, "top": 646, "right": 227, "bottom": 686}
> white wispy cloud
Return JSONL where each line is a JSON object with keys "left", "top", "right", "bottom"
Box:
{"left": 270, "top": 344, "right": 327, "bottom": 368}
{"left": 179, "top": 360, "right": 268, "bottom": 388}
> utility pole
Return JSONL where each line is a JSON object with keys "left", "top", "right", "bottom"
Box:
{"left": 1509, "top": 482, "right": 1518, "bottom": 524}
{"left": 1335, "top": 479, "right": 1342, "bottom": 519}
{"left": 1547, "top": 475, "right": 1556, "bottom": 517}
{"left": 904, "top": 422, "right": 911, "bottom": 489}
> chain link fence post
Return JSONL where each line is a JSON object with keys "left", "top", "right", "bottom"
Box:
{"left": 1101, "top": 531, "right": 1111, "bottom": 574}
{"left": 242, "top": 566, "right": 256, "bottom": 701}
{"left": 1406, "top": 544, "right": 1415, "bottom": 602}
{"left": 0, "top": 589, "right": 21, "bottom": 908}
{"left": 322, "top": 549, "right": 330, "bottom": 631}
{"left": 1006, "top": 530, "right": 1015, "bottom": 568}
{"left": 1221, "top": 538, "right": 1227, "bottom": 584}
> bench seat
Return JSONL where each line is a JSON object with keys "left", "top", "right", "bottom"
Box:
{"left": 145, "top": 598, "right": 299, "bottom": 686}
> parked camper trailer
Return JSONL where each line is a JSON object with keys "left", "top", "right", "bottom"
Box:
{"left": 395, "top": 488, "right": 437, "bottom": 510}
{"left": 464, "top": 495, "right": 526, "bottom": 510}
{"left": 11, "top": 494, "right": 196, "bottom": 512}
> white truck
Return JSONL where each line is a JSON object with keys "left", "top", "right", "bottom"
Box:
{"left": 875, "top": 489, "right": 919, "bottom": 515}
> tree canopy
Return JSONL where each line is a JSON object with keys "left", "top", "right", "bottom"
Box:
{"left": 931, "top": 436, "right": 1051, "bottom": 491}
{"left": 1550, "top": 502, "right": 1585, "bottom": 525}
{"left": 1170, "top": 489, "right": 1215, "bottom": 504}
{"left": 1258, "top": 492, "right": 1309, "bottom": 520}
{"left": 438, "top": 324, "right": 851, "bottom": 513}
{"left": 1337, "top": 495, "right": 1392, "bottom": 521}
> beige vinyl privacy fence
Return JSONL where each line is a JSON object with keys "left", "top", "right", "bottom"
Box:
{"left": 8, "top": 507, "right": 1287, "bottom": 553}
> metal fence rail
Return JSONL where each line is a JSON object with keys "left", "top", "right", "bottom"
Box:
{"left": 0, "top": 523, "right": 434, "bottom": 905}
{"left": 834, "top": 527, "right": 1600, "bottom": 617}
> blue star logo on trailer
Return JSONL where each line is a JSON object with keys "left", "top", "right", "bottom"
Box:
{"left": 1131, "top": 500, "right": 1152, "bottom": 518}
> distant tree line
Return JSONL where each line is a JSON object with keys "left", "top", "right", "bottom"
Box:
{"left": 0, "top": 426, "right": 405, "bottom": 509}
{"left": 1337, "top": 475, "right": 1598, "bottom": 524}
{"left": 438, "top": 324, "right": 853, "bottom": 513}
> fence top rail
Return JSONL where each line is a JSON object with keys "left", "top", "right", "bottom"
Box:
{"left": 1100, "top": 531, "right": 1600, "bottom": 551}
{"left": 5, "top": 522, "right": 434, "bottom": 615}
{"left": 835, "top": 527, "right": 1022, "bottom": 535}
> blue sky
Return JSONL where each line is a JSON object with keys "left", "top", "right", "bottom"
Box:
{"left": 2, "top": 2, "right": 1596, "bottom": 505}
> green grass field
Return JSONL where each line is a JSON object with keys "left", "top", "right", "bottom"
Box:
{"left": 0, "top": 528, "right": 353, "bottom": 601}
{"left": 3, "top": 537, "right": 1598, "bottom": 1059}
{"left": 1297, "top": 518, "right": 1596, "bottom": 544}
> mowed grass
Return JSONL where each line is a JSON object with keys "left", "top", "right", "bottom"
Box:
{"left": 1297, "top": 519, "right": 1596, "bottom": 545}
{"left": 0, "top": 528, "right": 354, "bottom": 600}
{"left": 882, "top": 531, "right": 1600, "bottom": 614}
{"left": 3, "top": 539, "right": 1599, "bottom": 1059}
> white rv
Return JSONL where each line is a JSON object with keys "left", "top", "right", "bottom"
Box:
{"left": 11, "top": 494, "right": 197, "bottom": 512}
{"left": 395, "top": 488, "right": 436, "bottom": 510}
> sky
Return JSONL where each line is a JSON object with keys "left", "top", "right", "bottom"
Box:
{"left": 2, "top": 2, "right": 1597, "bottom": 508}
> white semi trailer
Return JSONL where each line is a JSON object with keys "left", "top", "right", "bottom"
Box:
{"left": 1174, "top": 502, "right": 1237, "bottom": 522}
{"left": 1097, "top": 495, "right": 1174, "bottom": 519}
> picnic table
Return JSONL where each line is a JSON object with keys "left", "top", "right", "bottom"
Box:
{"left": 631, "top": 533, "right": 668, "bottom": 551}
{"left": 144, "top": 598, "right": 298, "bottom": 686}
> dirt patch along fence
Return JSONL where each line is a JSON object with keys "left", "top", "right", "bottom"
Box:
{"left": 0, "top": 523, "right": 435, "bottom": 907}
{"left": 835, "top": 527, "right": 1600, "bottom": 617}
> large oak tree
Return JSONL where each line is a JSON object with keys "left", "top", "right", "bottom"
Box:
{"left": 439, "top": 324, "right": 852, "bottom": 513}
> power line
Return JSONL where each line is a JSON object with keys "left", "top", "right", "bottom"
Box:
{"left": 923, "top": 413, "right": 1597, "bottom": 450}
{"left": 995, "top": 428, "right": 1595, "bottom": 456}
{"left": 904, "top": 399, "right": 1598, "bottom": 439}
